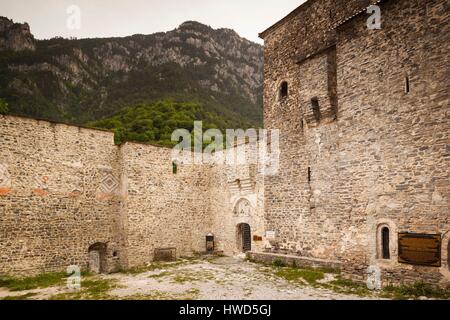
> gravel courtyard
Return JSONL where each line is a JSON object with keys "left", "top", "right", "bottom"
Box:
{"left": 0, "top": 256, "right": 387, "bottom": 300}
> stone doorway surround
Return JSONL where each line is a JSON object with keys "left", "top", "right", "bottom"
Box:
{"left": 88, "top": 242, "right": 108, "bottom": 274}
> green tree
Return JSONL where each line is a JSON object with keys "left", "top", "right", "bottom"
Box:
{"left": 0, "top": 99, "right": 9, "bottom": 115}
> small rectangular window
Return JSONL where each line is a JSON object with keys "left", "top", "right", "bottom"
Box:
{"left": 308, "top": 167, "right": 311, "bottom": 183}
{"left": 405, "top": 76, "right": 410, "bottom": 94}
{"left": 280, "top": 82, "right": 288, "bottom": 99}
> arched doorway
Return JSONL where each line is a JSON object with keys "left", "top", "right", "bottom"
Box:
{"left": 237, "top": 223, "right": 252, "bottom": 253}
{"left": 88, "top": 243, "right": 108, "bottom": 274}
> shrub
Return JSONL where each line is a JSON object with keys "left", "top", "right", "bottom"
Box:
{"left": 0, "top": 98, "right": 9, "bottom": 115}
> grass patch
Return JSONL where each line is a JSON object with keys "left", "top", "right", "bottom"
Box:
{"left": 184, "top": 288, "right": 201, "bottom": 300}
{"left": 148, "top": 271, "right": 172, "bottom": 279}
{"left": 273, "top": 266, "right": 325, "bottom": 285}
{"left": 49, "top": 278, "right": 117, "bottom": 300}
{"left": 1, "top": 293, "right": 38, "bottom": 300}
{"left": 171, "top": 270, "right": 215, "bottom": 284}
{"left": 273, "top": 260, "right": 287, "bottom": 268}
{"left": 172, "top": 274, "right": 202, "bottom": 284}
{"left": 381, "top": 282, "right": 450, "bottom": 300}
{"left": 243, "top": 288, "right": 253, "bottom": 297}
{"left": 0, "top": 272, "right": 67, "bottom": 292}
{"left": 324, "top": 277, "right": 373, "bottom": 297}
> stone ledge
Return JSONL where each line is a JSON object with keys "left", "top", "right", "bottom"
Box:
{"left": 247, "top": 252, "right": 343, "bottom": 270}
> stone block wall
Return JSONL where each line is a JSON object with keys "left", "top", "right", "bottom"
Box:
{"left": 0, "top": 115, "right": 123, "bottom": 275}
{"left": 0, "top": 115, "right": 265, "bottom": 275}
{"left": 208, "top": 143, "right": 266, "bottom": 256}
{"left": 261, "top": 0, "right": 450, "bottom": 286}
{"left": 119, "top": 142, "right": 214, "bottom": 268}
{"left": 335, "top": 0, "right": 450, "bottom": 285}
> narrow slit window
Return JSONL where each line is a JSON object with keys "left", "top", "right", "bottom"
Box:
{"left": 172, "top": 161, "right": 178, "bottom": 174}
{"left": 448, "top": 240, "right": 450, "bottom": 271}
{"left": 405, "top": 76, "right": 410, "bottom": 94}
{"left": 308, "top": 167, "right": 311, "bottom": 184}
{"left": 311, "top": 97, "right": 321, "bottom": 122}
{"left": 382, "top": 227, "right": 390, "bottom": 260}
{"left": 280, "top": 82, "right": 288, "bottom": 99}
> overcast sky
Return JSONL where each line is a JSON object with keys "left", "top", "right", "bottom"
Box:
{"left": 1, "top": 0, "right": 306, "bottom": 43}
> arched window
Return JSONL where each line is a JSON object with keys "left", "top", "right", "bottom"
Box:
{"left": 279, "top": 81, "right": 288, "bottom": 99}
{"left": 382, "top": 227, "right": 390, "bottom": 260}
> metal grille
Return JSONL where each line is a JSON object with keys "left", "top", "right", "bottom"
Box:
{"left": 242, "top": 224, "right": 252, "bottom": 252}
{"left": 154, "top": 248, "right": 177, "bottom": 262}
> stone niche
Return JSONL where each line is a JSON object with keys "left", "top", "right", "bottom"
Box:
{"left": 300, "top": 47, "right": 337, "bottom": 126}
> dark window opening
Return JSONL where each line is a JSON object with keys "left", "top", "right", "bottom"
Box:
{"left": 172, "top": 161, "right": 178, "bottom": 174}
{"left": 113, "top": 251, "right": 118, "bottom": 257}
{"left": 382, "top": 227, "right": 390, "bottom": 260}
{"left": 405, "top": 76, "right": 410, "bottom": 93}
{"left": 311, "top": 98, "right": 321, "bottom": 122}
{"left": 448, "top": 241, "right": 450, "bottom": 271}
{"left": 308, "top": 167, "right": 311, "bottom": 184}
{"left": 280, "top": 82, "right": 288, "bottom": 99}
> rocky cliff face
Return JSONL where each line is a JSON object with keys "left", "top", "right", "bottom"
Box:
{"left": 0, "top": 17, "right": 36, "bottom": 51}
{"left": 0, "top": 18, "right": 263, "bottom": 127}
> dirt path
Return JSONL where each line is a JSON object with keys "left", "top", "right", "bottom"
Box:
{"left": 0, "top": 257, "right": 380, "bottom": 300}
{"left": 108, "top": 257, "right": 374, "bottom": 300}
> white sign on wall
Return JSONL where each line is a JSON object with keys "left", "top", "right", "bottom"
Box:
{"left": 265, "top": 231, "right": 276, "bottom": 239}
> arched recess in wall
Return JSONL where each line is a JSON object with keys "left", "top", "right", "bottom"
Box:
{"left": 279, "top": 81, "right": 288, "bottom": 100}
{"left": 233, "top": 198, "right": 252, "bottom": 217}
{"left": 88, "top": 242, "right": 108, "bottom": 274}
{"left": 381, "top": 227, "right": 390, "bottom": 260}
{"left": 376, "top": 221, "right": 397, "bottom": 262}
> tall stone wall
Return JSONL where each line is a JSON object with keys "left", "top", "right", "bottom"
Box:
{"left": 336, "top": 0, "right": 450, "bottom": 284}
{"left": 0, "top": 115, "right": 265, "bottom": 275}
{"left": 261, "top": 0, "right": 450, "bottom": 286}
{"left": 0, "top": 115, "right": 123, "bottom": 275}
{"left": 208, "top": 143, "right": 266, "bottom": 256}
{"left": 119, "top": 142, "right": 214, "bottom": 268}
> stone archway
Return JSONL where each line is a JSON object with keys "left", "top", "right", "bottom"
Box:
{"left": 88, "top": 242, "right": 108, "bottom": 274}
{"left": 237, "top": 223, "right": 252, "bottom": 253}
{"left": 233, "top": 198, "right": 252, "bottom": 217}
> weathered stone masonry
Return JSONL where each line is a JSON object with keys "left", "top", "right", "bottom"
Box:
{"left": 0, "top": 0, "right": 449, "bottom": 289}
{"left": 259, "top": 0, "right": 449, "bottom": 286}
{"left": 0, "top": 115, "right": 265, "bottom": 275}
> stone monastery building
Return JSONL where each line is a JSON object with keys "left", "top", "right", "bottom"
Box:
{"left": 0, "top": 0, "right": 449, "bottom": 287}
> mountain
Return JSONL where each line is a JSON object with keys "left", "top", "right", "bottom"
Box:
{"left": 0, "top": 17, "right": 263, "bottom": 129}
